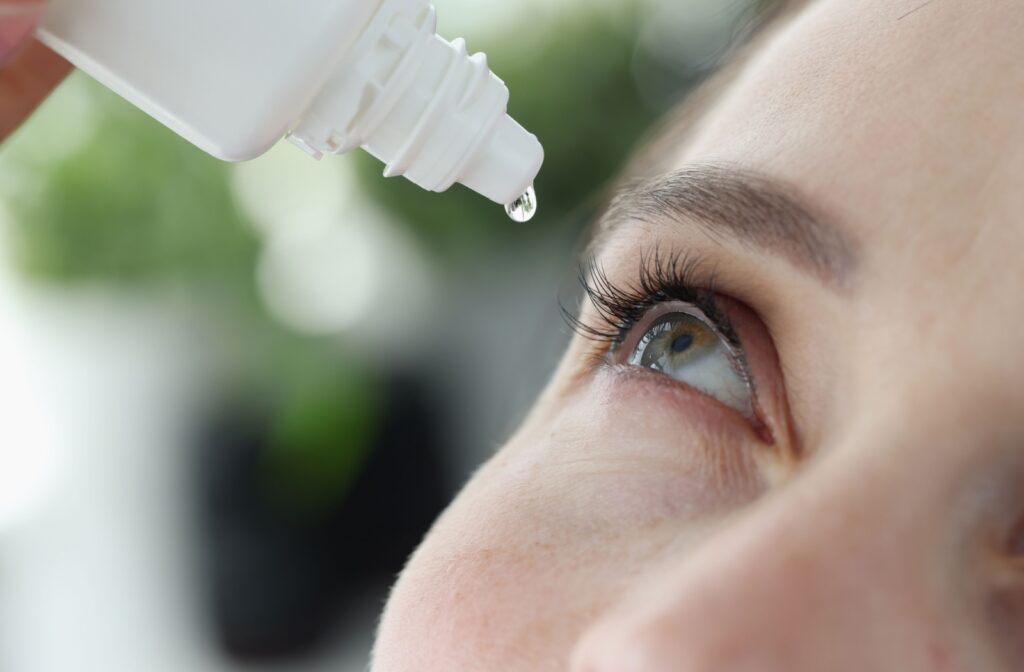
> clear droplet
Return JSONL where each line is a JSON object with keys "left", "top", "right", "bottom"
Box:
{"left": 505, "top": 185, "right": 537, "bottom": 223}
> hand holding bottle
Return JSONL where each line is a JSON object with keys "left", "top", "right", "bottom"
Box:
{"left": 0, "top": 0, "right": 70, "bottom": 141}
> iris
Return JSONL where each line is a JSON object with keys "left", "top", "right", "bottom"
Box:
{"left": 627, "top": 311, "right": 751, "bottom": 415}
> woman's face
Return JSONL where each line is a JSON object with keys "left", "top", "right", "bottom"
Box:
{"left": 373, "top": 1, "right": 1024, "bottom": 669}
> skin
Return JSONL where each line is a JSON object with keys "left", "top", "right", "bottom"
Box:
{"left": 0, "top": 0, "right": 70, "bottom": 141}
{"left": 373, "top": 0, "right": 1024, "bottom": 670}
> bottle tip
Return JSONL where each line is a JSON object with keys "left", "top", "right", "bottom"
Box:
{"left": 460, "top": 114, "right": 544, "bottom": 206}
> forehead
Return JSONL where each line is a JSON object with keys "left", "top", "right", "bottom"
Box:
{"left": 679, "top": 0, "right": 1024, "bottom": 259}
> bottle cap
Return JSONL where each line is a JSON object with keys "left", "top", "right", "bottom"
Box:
{"left": 289, "top": 0, "right": 543, "bottom": 206}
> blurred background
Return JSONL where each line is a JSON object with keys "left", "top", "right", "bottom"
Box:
{"left": 0, "top": 0, "right": 771, "bottom": 669}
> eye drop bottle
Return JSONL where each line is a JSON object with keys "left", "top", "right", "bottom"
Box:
{"left": 37, "top": 0, "right": 544, "bottom": 206}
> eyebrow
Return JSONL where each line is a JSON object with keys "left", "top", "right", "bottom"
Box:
{"left": 593, "top": 163, "right": 857, "bottom": 287}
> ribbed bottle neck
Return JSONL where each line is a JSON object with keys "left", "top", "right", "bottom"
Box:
{"left": 288, "top": 0, "right": 543, "bottom": 205}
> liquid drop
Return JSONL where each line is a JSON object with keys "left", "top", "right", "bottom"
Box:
{"left": 505, "top": 184, "right": 537, "bottom": 223}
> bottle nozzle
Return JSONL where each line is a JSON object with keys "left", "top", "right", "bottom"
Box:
{"left": 289, "top": 1, "right": 544, "bottom": 207}
{"left": 460, "top": 113, "right": 543, "bottom": 206}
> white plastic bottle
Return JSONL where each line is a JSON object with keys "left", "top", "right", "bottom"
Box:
{"left": 36, "top": 0, "right": 544, "bottom": 208}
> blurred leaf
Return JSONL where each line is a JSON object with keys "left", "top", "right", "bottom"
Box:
{"left": 4, "top": 77, "right": 259, "bottom": 303}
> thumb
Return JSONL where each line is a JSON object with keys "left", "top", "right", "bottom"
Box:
{"left": 1, "top": 1, "right": 70, "bottom": 142}
{"left": 0, "top": 1, "right": 45, "bottom": 67}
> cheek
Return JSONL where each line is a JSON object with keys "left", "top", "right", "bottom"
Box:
{"left": 535, "top": 370, "right": 765, "bottom": 526}
{"left": 373, "top": 381, "right": 765, "bottom": 671}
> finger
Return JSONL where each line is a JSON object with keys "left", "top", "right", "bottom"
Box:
{"left": 0, "top": 1, "right": 45, "bottom": 65}
{"left": 0, "top": 38, "right": 71, "bottom": 141}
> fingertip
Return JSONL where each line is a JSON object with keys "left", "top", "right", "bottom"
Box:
{"left": 0, "top": 2, "right": 46, "bottom": 66}
{"left": 0, "top": 38, "right": 70, "bottom": 141}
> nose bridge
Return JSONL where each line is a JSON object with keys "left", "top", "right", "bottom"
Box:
{"left": 571, "top": 431, "right": 962, "bottom": 672}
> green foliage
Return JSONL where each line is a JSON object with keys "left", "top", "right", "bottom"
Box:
{"left": 0, "top": 80, "right": 381, "bottom": 512}
{"left": 260, "top": 361, "right": 381, "bottom": 521}
{"left": 3, "top": 80, "right": 260, "bottom": 302}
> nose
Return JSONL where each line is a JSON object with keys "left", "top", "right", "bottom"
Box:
{"left": 569, "top": 445, "right": 968, "bottom": 672}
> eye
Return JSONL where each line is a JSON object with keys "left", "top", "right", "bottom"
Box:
{"left": 617, "top": 304, "right": 753, "bottom": 416}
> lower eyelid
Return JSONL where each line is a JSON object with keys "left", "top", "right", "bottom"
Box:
{"left": 602, "top": 362, "right": 772, "bottom": 444}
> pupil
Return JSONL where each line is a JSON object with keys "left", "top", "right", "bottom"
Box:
{"left": 670, "top": 333, "right": 694, "bottom": 353}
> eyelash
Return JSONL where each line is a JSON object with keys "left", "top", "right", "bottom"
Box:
{"left": 563, "top": 247, "right": 750, "bottom": 375}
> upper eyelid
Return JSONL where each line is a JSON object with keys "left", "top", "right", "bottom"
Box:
{"left": 612, "top": 300, "right": 727, "bottom": 358}
{"left": 572, "top": 278, "right": 736, "bottom": 353}
{"left": 593, "top": 163, "right": 858, "bottom": 289}
{"left": 563, "top": 248, "right": 722, "bottom": 347}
